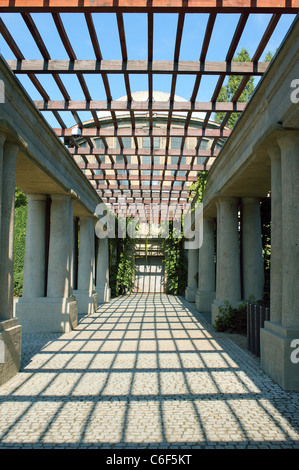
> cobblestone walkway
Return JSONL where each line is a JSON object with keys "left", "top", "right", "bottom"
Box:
{"left": 0, "top": 294, "right": 299, "bottom": 449}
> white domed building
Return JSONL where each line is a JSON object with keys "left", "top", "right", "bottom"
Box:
{"left": 68, "top": 91, "right": 227, "bottom": 293}
{"left": 69, "top": 91, "right": 226, "bottom": 211}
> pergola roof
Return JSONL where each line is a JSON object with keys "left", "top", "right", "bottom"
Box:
{"left": 0, "top": 1, "right": 298, "bottom": 219}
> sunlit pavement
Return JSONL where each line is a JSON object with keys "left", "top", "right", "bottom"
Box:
{"left": 0, "top": 294, "right": 299, "bottom": 449}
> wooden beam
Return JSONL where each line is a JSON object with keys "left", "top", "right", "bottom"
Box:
{"left": 0, "top": 1, "right": 298, "bottom": 13}
{"left": 86, "top": 173, "right": 198, "bottom": 182}
{"left": 78, "top": 162, "right": 209, "bottom": 171}
{"left": 7, "top": 59, "right": 269, "bottom": 75}
{"left": 56, "top": 127, "right": 231, "bottom": 137}
{"left": 69, "top": 147, "right": 219, "bottom": 157}
{"left": 34, "top": 99, "right": 247, "bottom": 113}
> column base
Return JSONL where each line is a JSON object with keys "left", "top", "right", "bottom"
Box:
{"left": 15, "top": 297, "right": 78, "bottom": 333}
{"left": 211, "top": 298, "right": 243, "bottom": 325}
{"left": 0, "top": 318, "right": 22, "bottom": 386}
{"left": 96, "top": 286, "right": 111, "bottom": 305}
{"left": 196, "top": 290, "right": 216, "bottom": 313}
{"left": 261, "top": 321, "right": 299, "bottom": 391}
{"left": 73, "top": 290, "right": 98, "bottom": 314}
{"left": 185, "top": 286, "right": 197, "bottom": 303}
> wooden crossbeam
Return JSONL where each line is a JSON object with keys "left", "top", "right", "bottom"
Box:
{"left": 0, "top": 1, "right": 298, "bottom": 13}
{"left": 7, "top": 59, "right": 269, "bottom": 75}
{"left": 34, "top": 100, "right": 247, "bottom": 113}
{"left": 78, "top": 162, "right": 210, "bottom": 171}
{"left": 69, "top": 147, "right": 219, "bottom": 157}
{"left": 56, "top": 128, "right": 230, "bottom": 137}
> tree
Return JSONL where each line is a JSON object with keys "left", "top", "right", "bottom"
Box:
{"left": 215, "top": 48, "right": 255, "bottom": 129}
{"left": 265, "top": 50, "right": 273, "bottom": 62}
{"left": 15, "top": 187, "right": 27, "bottom": 208}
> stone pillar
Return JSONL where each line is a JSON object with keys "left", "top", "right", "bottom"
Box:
{"left": 96, "top": 236, "right": 110, "bottom": 304}
{"left": 261, "top": 133, "right": 299, "bottom": 391}
{"left": 242, "top": 197, "right": 264, "bottom": 302}
{"left": 268, "top": 144, "right": 282, "bottom": 324}
{"left": 211, "top": 196, "right": 242, "bottom": 323}
{"left": 0, "top": 132, "right": 5, "bottom": 251}
{"left": 47, "top": 194, "right": 72, "bottom": 298}
{"left": 74, "top": 216, "right": 97, "bottom": 314}
{"left": 0, "top": 137, "right": 22, "bottom": 386}
{"left": 0, "top": 141, "right": 19, "bottom": 321}
{"left": 22, "top": 194, "right": 47, "bottom": 298}
{"left": 196, "top": 217, "right": 215, "bottom": 312}
{"left": 69, "top": 198, "right": 75, "bottom": 297}
{"left": 17, "top": 193, "right": 78, "bottom": 333}
{"left": 185, "top": 249, "right": 199, "bottom": 302}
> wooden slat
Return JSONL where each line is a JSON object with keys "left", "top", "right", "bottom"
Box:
{"left": 34, "top": 99, "right": 247, "bottom": 113}
{"left": 78, "top": 162, "right": 210, "bottom": 171}
{"left": 0, "top": 1, "right": 298, "bottom": 13}
{"left": 55, "top": 127, "right": 231, "bottom": 137}
{"left": 7, "top": 59, "right": 269, "bottom": 75}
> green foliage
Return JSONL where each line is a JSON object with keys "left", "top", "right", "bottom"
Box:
{"left": 215, "top": 48, "right": 255, "bottom": 129}
{"left": 163, "top": 220, "right": 187, "bottom": 296}
{"left": 265, "top": 50, "right": 273, "bottom": 62}
{"left": 188, "top": 170, "right": 208, "bottom": 204}
{"left": 115, "top": 239, "right": 135, "bottom": 296}
{"left": 260, "top": 197, "right": 271, "bottom": 304}
{"left": 213, "top": 300, "right": 247, "bottom": 335}
{"left": 14, "top": 203, "right": 27, "bottom": 297}
{"left": 109, "top": 218, "right": 135, "bottom": 298}
{"left": 15, "top": 187, "right": 27, "bottom": 208}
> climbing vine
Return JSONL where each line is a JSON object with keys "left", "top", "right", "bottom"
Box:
{"left": 260, "top": 196, "right": 271, "bottom": 304}
{"left": 188, "top": 170, "right": 208, "bottom": 204}
{"left": 109, "top": 218, "right": 135, "bottom": 298}
{"left": 14, "top": 188, "right": 28, "bottom": 297}
{"left": 163, "top": 220, "right": 187, "bottom": 296}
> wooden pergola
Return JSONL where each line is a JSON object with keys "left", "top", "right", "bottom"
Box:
{"left": 0, "top": 1, "right": 298, "bottom": 219}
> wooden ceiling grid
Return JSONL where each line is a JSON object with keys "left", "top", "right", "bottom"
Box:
{"left": 0, "top": 1, "right": 298, "bottom": 219}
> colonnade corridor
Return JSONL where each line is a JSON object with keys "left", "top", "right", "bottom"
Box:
{"left": 0, "top": 294, "right": 298, "bottom": 449}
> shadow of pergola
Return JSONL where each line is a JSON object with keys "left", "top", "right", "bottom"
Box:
{"left": 0, "top": 294, "right": 298, "bottom": 449}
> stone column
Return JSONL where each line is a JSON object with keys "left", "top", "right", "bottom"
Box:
{"left": 0, "top": 141, "right": 19, "bottom": 321}
{"left": 211, "top": 196, "right": 241, "bottom": 323}
{"left": 47, "top": 194, "right": 72, "bottom": 298}
{"left": 0, "top": 132, "right": 6, "bottom": 251}
{"left": 196, "top": 217, "right": 216, "bottom": 312}
{"left": 0, "top": 139, "right": 22, "bottom": 386}
{"left": 74, "top": 215, "right": 97, "bottom": 314}
{"left": 96, "top": 236, "right": 110, "bottom": 304}
{"left": 279, "top": 133, "right": 299, "bottom": 329}
{"left": 185, "top": 249, "right": 199, "bottom": 302}
{"left": 261, "top": 133, "right": 299, "bottom": 391}
{"left": 26, "top": 193, "right": 78, "bottom": 333}
{"left": 268, "top": 144, "right": 282, "bottom": 324}
{"left": 22, "top": 194, "right": 47, "bottom": 298}
{"left": 242, "top": 197, "right": 264, "bottom": 302}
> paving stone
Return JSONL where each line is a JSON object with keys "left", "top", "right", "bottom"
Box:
{"left": 0, "top": 293, "right": 298, "bottom": 448}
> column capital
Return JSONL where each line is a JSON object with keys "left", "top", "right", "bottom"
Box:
{"left": 26, "top": 193, "right": 48, "bottom": 202}
{"left": 203, "top": 216, "right": 215, "bottom": 224}
{"left": 216, "top": 195, "right": 239, "bottom": 207}
{"left": 242, "top": 197, "right": 261, "bottom": 205}
{"left": 276, "top": 130, "right": 299, "bottom": 151}
{"left": 0, "top": 131, "right": 6, "bottom": 146}
{"left": 50, "top": 193, "right": 71, "bottom": 203}
{"left": 4, "top": 141, "right": 19, "bottom": 158}
{"left": 80, "top": 214, "right": 95, "bottom": 222}
{"left": 267, "top": 141, "right": 281, "bottom": 161}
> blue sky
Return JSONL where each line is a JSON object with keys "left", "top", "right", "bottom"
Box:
{"left": 0, "top": 12, "right": 296, "bottom": 129}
